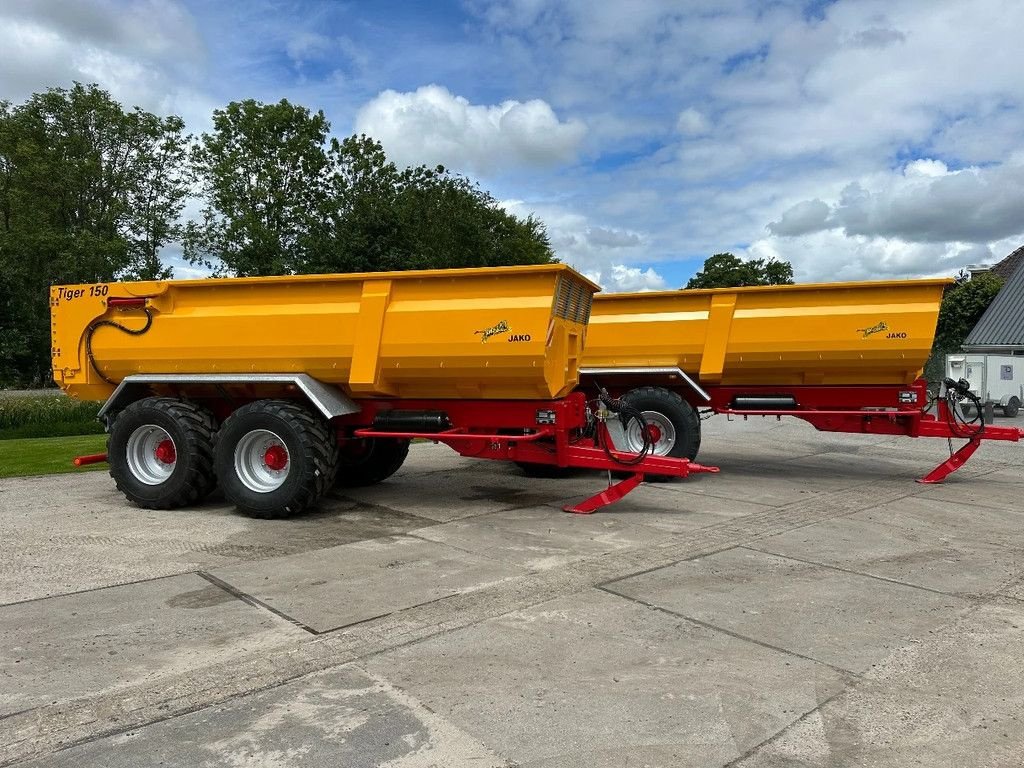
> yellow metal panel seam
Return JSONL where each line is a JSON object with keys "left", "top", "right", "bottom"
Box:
{"left": 699, "top": 294, "right": 737, "bottom": 384}
{"left": 349, "top": 279, "right": 393, "bottom": 394}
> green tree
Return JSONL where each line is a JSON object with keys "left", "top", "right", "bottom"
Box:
{"left": 685, "top": 252, "right": 795, "bottom": 289}
{"left": 185, "top": 105, "right": 553, "bottom": 276}
{"left": 123, "top": 112, "right": 189, "bottom": 281}
{"left": 184, "top": 99, "right": 332, "bottom": 276}
{"left": 318, "top": 135, "right": 552, "bottom": 273}
{"left": 923, "top": 271, "right": 1005, "bottom": 382}
{"left": 0, "top": 84, "right": 188, "bottom": 385}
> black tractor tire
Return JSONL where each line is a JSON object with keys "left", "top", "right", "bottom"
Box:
{"left": 618, "top": 387, "right": 701, "bottom": 482}
{"left": 214, "top": 400, "right": 338, "bottom": 519}
{"left": 335, "top": 438, "right": 410, "bottom": 487}
{"left": 1004, "top": 397, "right": 1021, "bottom": 418}
{"left": 108, "top": 397, "right": 217, "bottom": 509}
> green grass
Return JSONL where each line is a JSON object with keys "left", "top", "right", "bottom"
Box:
{"left": 0, "top": 434, "right": 109, "bottom": 478}
{"left": 0, "top": 392, "right": 104, "bottom": 440}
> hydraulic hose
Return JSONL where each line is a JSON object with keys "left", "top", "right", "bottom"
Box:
{"left": 942, "top": 377, "right": 985, "bottom": 439}
{"left": 85, "top": 307, "right": 154, "bottom": 385}
{"left": 596, "top": 389, "right": 653, "bottom": 466}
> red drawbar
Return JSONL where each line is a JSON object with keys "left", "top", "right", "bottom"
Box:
{"left": 342, "top": 393, "right": 719, "bottom": 513}
{"left": 72, "top": 453, "right": 108, "bottom": 467}
{"left": 703, "top": 380, "right": 1023, "bottom": 483}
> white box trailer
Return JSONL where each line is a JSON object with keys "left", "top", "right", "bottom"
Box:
{"left": 946, "top": 353, "right": 1023, "bottom": 417}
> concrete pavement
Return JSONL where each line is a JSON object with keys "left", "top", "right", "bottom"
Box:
{"left": 1, "top": 414, "right": 1022, "bottom": 766}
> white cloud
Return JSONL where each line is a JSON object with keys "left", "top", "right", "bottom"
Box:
{"left": 355, "top": 84, "right": 586, "bottom": 175}
{"left": 743, "top": 230, "right": 973, "bottom": 283}
{"left": 767, "top": 199, "right": 831, "bottom": 237}
{"left": 469, "top": 0, "right": 1024, "bottom": 285}
{"left": 768, "top": 158, "right": 1024, "bottom": 244}
{"left": 676, "top": 108, "right": 709, "bottom": 136}
{"left": 904, "top": 159, "right": 948, "bottom": 178}
{"left": 586, "top": 264, "right": 667, "bottom": 292}
{"left": 0, "top": 0, "right": 205, "bottom": 110}
{"left": 285, "top": 32, "right": 333, "bottom": 65}
{"left": 6, "top": 0, "right": 1024, "bottom": 289}
{"left": 500, "top": 198, "right": 664, "bottom": 292}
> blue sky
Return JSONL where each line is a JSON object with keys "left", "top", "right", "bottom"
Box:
{"left": 3, "top": 0, "right": 1024, "bottom": 289}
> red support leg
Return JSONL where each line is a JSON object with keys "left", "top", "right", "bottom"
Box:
{"left": 917, "top": 438, "right": 981, "bottom": 484}
{"left": 564, "top": 473, "right": 644, "bottom": 514}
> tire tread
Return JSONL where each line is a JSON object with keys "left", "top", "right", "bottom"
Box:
{"left": 217, "top": 400, "right": 338, "bottom": 518}
{"left": 109, "top": 397, "right": 217, "bottom": 510}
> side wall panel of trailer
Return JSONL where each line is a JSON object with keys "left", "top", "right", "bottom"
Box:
{"left": 51, "top": 265, "right": 597, "bottom": 403}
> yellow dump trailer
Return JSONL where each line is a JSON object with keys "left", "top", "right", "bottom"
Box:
{"left": 584, "top": 279, "right": 952, "bottom": 386}
{"left": 44, "top": 268, "right": 1023, "bottom": 517}
{"left": 570, "top": 276, "right": 1021, "bottom": 485}
{"left": 52, "top": 264, "right": 597, "bottom": 402}
{"left": 51, "top": 264, "right": 713, "bottom": 519}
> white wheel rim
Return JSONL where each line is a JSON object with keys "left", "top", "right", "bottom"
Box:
{"left": 234, "top": 429, "right": 290, "bottom": 493}
{"left": 125, "top": 425, "right": 177, "bottom": 485}
{"left": 624, "top": 410, "right": 676, "bottom": 456}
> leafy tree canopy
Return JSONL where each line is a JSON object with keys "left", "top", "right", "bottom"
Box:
{"left": 685, "top": 252, "right": 795, "bottom": 289}
{"left": 184, "top": 100, "right": 554, "bottom": 277}
{"left": 0, "top": 83, "right": 187, "bottom": 385}
{"left": 932, "top": 271, "right": 1004, "bottom": 354}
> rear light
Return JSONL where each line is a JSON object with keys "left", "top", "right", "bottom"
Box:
{"left": 107, "top": 296, "right": 148, "bottom": 308}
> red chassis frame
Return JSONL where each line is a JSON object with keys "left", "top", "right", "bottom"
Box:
{"left": 701, "top": 379, "right": 1024, "bottom": 483}
{"left": 337, "top": 392, "right": 719, "bottom": 513}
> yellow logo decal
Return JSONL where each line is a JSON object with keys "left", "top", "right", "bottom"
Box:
{"left": 475, "top": 320, "right": 510, "bottom": 342}
{"left": 856, "top": 321, "right": 888, "bottom": 338}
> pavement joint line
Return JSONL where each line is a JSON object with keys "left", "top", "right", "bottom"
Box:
{"left": 596, "top": 584, "right": 863, "bottom": 680}
{"left": 313, "top": 587, "right": 482, "bottom": 636}
{"left": 32, "top": 664, "right": 349, "bottom": 762}
{"left": 400, "top": 531, "right": 514, "bottom": 565}
{"left": 723, "top": 686, "right": 852, "bottom": 768}
{"left": 725, "top": 557, "right": 1024, "bottom": 767}
{"left": 649, "top": 475, "right": 879, "bottom": 508}
{"left": 336, "top": 497, "right": 541, "bottom": 526}
{"left": 987, "top": 593, "right": 1024, "bottom": 609}
{"left": 595, "top": 544, "right": 743, "bottom": 589}
{"left": 734, "top": 487, "right": 929, "bottom": 544}
{"left": 0, "top": 478, "right": 975, "bottom": 764}
{"left": 913, "top": 494, "right": 1024, "bottom": 514}
{"left": 0, "top": 710, "right": 36, "bottom": 726}
{"left": 737, "top": 545, "right": 988, "bottom": 601}
{"left": 17, "top": 532, "right": 291, "bottom": 561}
{"left": 0, "top": 571, "right": 188, "bottom": 610}
{"left": 196, "top": 572, "right": 319, "bottom": 635}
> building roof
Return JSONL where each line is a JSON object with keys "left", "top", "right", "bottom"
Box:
{"left": 991, "top": 244, "right": 1024, "bottom": 280}
{"left": 963, "top": 250, "right": 1024, "bottom": 348}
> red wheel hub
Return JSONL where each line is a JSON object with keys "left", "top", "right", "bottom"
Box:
{"left": 264, "top": 444, "right": 288, "bottom": 471}
{"left": 154, "top": 439, "right": 176, "bottom": 465}
{"left": 647, "top": 424, "right": 663, "bottom": 443}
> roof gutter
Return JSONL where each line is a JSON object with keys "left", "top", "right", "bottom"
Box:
{"left": 961, "top": 344, "right": 1024, "bottom": 353}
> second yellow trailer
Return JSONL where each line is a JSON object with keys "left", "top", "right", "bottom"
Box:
{"left": 577, "top": 278, "right": 1022, "bottom": 482}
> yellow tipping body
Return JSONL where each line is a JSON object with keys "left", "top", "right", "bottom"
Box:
{"left": 51, "top": 265, "right": 597, "bottom": 402}
{"left": 584, "top": 279, "right": 952, "bottom": 386}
